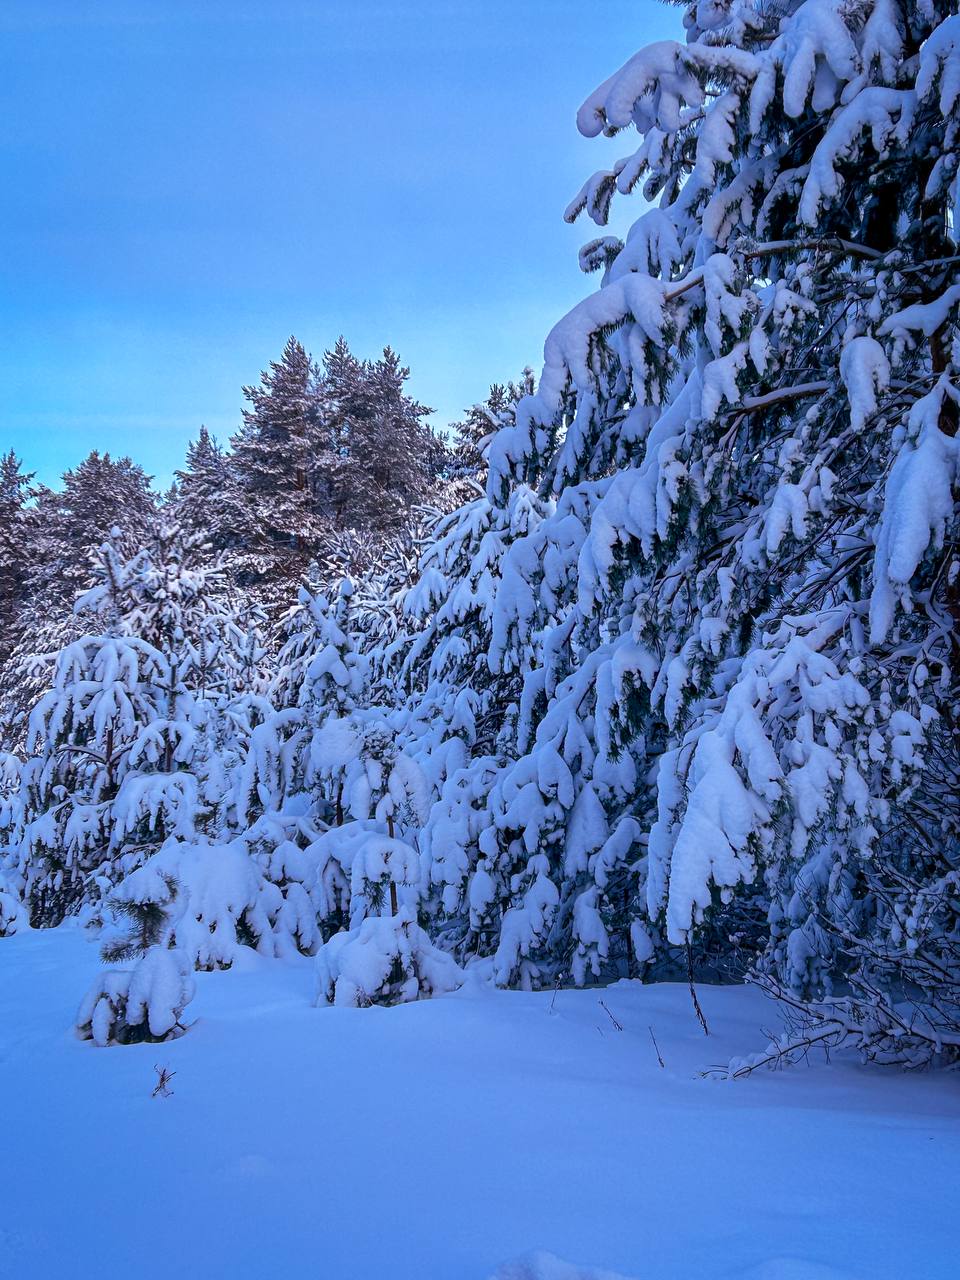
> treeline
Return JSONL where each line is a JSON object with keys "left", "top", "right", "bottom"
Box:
{"left": 0, "top": 336, "right": 511, "bottom": 738}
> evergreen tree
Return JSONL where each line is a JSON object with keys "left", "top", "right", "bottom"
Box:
{"left": 1, "top": 452, "right": 158, "bottom": 745}
{"left": 76, "top": 937, "right": 196, "bottom": 1047}
{"left": 229, "top": 336, "right": 333, "bottom": 591}
{"left": 448, "top": 370, "right": 535, "bottom": 492}
{"left": 464, "top": 0, "right": 960, "bottom": 1055}
{"left": 324, "top": 339, "right": 437, "bottom": 533}
{"left": 4, "top": 0, "right": 960, "bottom": 1070}
{"left": 38, "top": 452, "right": 156, "bottom": 604}
{"left": 7, "top": 530, "right": 226, "bottom": 925}
{"left": 0, "top": 453, "right": 36, "bottom": 745}
{"left": 173, "top": 425, "right": 234, "bottom": 549}
{"left": 0, "top": 451, "right": 33, "bottom": 648}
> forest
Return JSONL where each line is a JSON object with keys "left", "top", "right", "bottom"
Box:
{"left": 1, "top": 0, "right": 958, "bottom": 1068}
{"left": 1, "top": 2, "right": 958, "bottom": 1276}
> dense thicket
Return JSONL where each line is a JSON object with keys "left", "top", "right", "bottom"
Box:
{"left": 2, "top": 0, "right": 957, "bottom": 1066}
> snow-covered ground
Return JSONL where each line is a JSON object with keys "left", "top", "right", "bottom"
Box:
{"left": 2, "top": 928, "right": 957, "bottom": 1280}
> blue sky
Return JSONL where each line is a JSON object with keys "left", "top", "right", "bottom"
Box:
{"left": 0, "top": 1, "right": 677, "bottom": 489}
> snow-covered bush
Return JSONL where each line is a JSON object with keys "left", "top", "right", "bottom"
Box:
{"left": 310, "top": 803, "right": 462, "bottom": 1007}
{"left": 0, "top": 877, "right": 28, "bottom": 937}
{"left": 316, "top": 907, "right": 462, "bottom": 1008}
{"left": 110, "top": 838, "right": 317, "bottom": 970}
{"left": 237, "top": 811, "right": 326, "bottom": 956}
{"left": 76, "top": 946, "right": 195, "bottom": 1047}
{"left": 348, "top": 828, "right": 420, "bottom": 922}
{"left": 320, "top": 711, "right": 430, "bottom": 835}
{"left": 308, "top": 819, "right": 402, "bottom": 935}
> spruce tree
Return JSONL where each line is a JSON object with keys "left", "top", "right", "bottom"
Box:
{"left": 173, "top": 425, "right": 235, "bottom": 549}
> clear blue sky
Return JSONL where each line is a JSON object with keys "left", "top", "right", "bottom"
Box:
{"left": 0, "top": 1, "right": 677, "bottom": 490}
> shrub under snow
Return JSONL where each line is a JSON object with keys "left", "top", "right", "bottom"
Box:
{"left": 0, "top": 882, "right": 28, "bottom": 937}
{"left": 111, "top": 837, "right": 320, "bottom": 971}
{"left": 76, "top": 946, "right": 195, "bottom": 1047}
{"left": 316, "top": 907, "right": 462, "bottom": 1008}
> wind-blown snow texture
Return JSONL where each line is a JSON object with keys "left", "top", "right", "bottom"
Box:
{"left": 1, "top": 926, "right": 957, "bottom": 1280}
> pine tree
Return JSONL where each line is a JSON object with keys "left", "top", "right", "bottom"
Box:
{"left": 276, "top": 578, "right": 364, "bottom": 720}
{"left": 448, "top": 370, "right": 535, "bottom": 492}
{"left": 462, "top": 0, "right": 960, "bottom": 1049}
{"left": 100, "top": 869, "right": 180, "bottom": 964}
{"left": 76, "top": 931, "right": 196, "bottom": 1047}
{"left": 36, "top": 452, "right": 157, "bottom": 606}
{"left": 229, "top": 336, "right": 333, "bottom": 594}
{"left": 323, "top": 0, "right": 960, "bottom": 1046}
{"left": 311, "top": 716, "right": 460, "bottom": 1008}
{"left": 324, "top": 340, "right": 437, "bottom": 533}
{"left": 0, "top": 452, "right": 33, "bottom": 649}
{"left": 0, "top": 453, "right": 36, "bottom": 746}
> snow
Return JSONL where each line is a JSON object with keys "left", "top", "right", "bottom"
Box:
{"left": 2, "top": 926, "right": 957, "bottom": 1279}
{"left": 879, "top": 285, "right": 960, "bottom": 341}
{"left": 0, "top": 879, "right": 28, "bottom": 936}
{"left": 490, "top": 1254, "right": 638, "bottom": 1280}
{"left": 839, "top": 336, "right": 889, "bottom": 433}
{"left": 576, "top": 42, "right": 703, "bottom": 138}
{"left": 754, "top": 0, "right": 857, "bottom": 123}
{"left": 870, "top": 379, "right": 960, "bottom": 643}
{"left": 918, "top": 14, "right": 960, "bottom": 115}
{"left": 799, "top": 87, "right": 914, "bottom": 226}
{"left": 109, "top": 838, "right": 323, "bottom": 970}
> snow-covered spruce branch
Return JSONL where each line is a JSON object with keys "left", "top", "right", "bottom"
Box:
{"left": 661, "top": 238, "right": 884, "bottom": 304}
{"left": 733, "top": 381, "right": 830, "bottom": 412}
